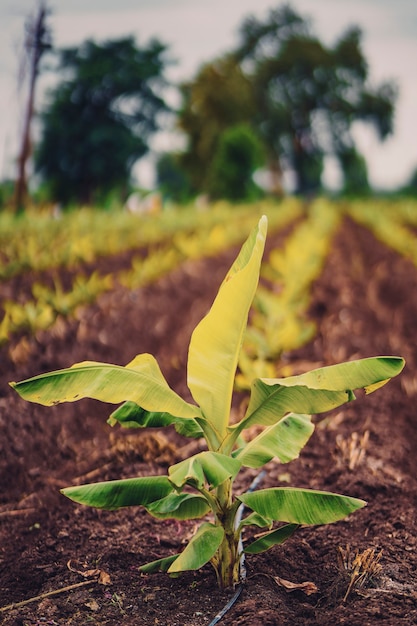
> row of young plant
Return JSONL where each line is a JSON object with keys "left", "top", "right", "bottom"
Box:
{"left": 347, "top": 199, "right": 417, "bottom": 265}
{"left": 238, "top": 199, "right": 341, "bottom": 386}
{"left": 0, "top": 200, "right": 284, "bottom": 281}
{"left": 0, "top": 199, "right": 302, "bottom": 345}
{"left": 119, "top": 197, "right": 303, "bottom": 290}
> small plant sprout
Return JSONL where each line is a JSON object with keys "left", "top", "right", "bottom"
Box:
{"left": 10, "top": 216, "right": 404, "bottom": 590}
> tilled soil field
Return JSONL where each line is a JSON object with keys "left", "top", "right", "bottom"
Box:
{"left": 1, "top": 215, "right": 417, "bottom": 625}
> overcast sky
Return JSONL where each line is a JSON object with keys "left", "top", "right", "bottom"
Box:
{"left": 1, "top": 0, "right": 416, "bottom": 190}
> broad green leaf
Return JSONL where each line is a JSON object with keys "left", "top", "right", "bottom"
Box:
{"left": 11, "top": 353, "right": 201, "bottom": 421}
{"left": 146, "top": 493, "right": 210, "bottom": 520}
{"left": 233, "top": 383, "right": 348, "bottom": 437}
{"left": 139, "top": 554, "right": 180, "bottom": 574}
{"left": 169, "top": 452, "right": 242, "bottom": 490}
{"left": 108, "top": 401, "right": 204, "bottom": 438}
{"left": 265, "top": 357, "right": 405, "bottom": 392}
{"left": 235, "top": 413, "right": 314, "bottom": 468}
{"left": 187, "top": 216, "right": 267, "bottom": 440}
{"left": 244, "top": 523, "right": 299, "bottom": 554}
{"left": 61, "top": 476, "right": 173, "bottom": 510}
{"left": 238, "top": 487, "right": 366, "bottom": 525}
{"left": 168, "top": 522, "right": 224, "bottom": 573}
{"left": 234, "top": 356, "right": 405, "bottom": 436}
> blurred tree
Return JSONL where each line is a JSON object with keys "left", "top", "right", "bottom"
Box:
{"left": 35, "top": 37, "right": 170, "bottom": 204}
{"left": 178, "top": 4, "right": 397, "bottom": 197}
{"left": 156, "top": 152, "right": 193, "bottom": 203}
{"left": 234, "top": 5, "right": 397, "bottom": 195}
{"left": 206, "top": 124, "right": 265, "bottom": 200}
{"left": 338, "top": 146, "right": 370, "bottom": 196}
{"left": 178, "top": 55, "right": 257, "bottom": 192}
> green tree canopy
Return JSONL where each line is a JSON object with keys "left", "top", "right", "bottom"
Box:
{"left": 178, "top": 55, "right": 257, "bottom": 193}
{"left": 178, "top": 4, "right": 397, "bottom": 196}
{"left": 206, "top": 124, "right": 265, "bottom": 201}
{"left": 338, "top": 146, "right": 370, "bottom": 197}
{"left": 156, "top": 152, "right": 193, "bottom": 203}
{"left": 35, "top": 36, "right": 171, "bottom": 204}
{"left": 235, "top": 5, "right": 397, "bottom": 194}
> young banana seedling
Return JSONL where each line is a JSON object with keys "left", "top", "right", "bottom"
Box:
{"left": 11, "top": 216, "right": 404, "bottom": 589}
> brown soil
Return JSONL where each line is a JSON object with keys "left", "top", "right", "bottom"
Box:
{"left": 1, "top": 215, "right": 417, "bottom": 625}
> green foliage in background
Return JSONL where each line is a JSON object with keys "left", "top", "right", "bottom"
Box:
{"left": 35, "top": 37, "right": 171, "bottom": 205}
{"left": 179, "top": 5, "right": 397, "bottom": 196}
{"left": 206, "top": 124, "right": 265, "bottom": 201}
{"left": 338, "top": 147, "right": 370, "bottom": 197}
{"left": 235, "top": 6, "right": 396, "bottom": 195}
{"left": 178, "top": 55, "right": 256, "bottom": 194}
{"left": 156, "top": 153, "right": 193, "bottom": 203}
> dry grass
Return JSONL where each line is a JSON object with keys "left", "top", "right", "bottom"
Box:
{"left": 335, "top": 430, "right": 370, "bottom": 470}
{"left": 338, "top": 544, "right": 383, "bottom": 602}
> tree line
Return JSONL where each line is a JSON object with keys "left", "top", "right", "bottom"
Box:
{"left": 10, "top": 3, "right": 412, "bottom": 208}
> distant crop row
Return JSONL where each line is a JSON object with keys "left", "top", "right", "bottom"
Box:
{"left": 2, "top": 198, "right": 417, "bottom": 358}
{"left": 238, "top": 199, "right": 341, "bottom": 385}
{"left": 0, "top": 202, "right": 267, "bottom": 280}
{"left": 0, "top": 199, "right": 301, "bottom": 345}
{"left": 348, "top": 199, "right": 417, "bottom": 265}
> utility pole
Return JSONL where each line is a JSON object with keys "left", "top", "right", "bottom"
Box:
{"left": 14, "top": 1, "right": 52, "bottom": 213}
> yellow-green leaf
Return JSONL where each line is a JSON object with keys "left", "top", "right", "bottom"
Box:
{"left": 233, "top": 356, "right": 405, "bottom": 436}
{"left": 11, "top": 353, "right": 200, "bottom": 420}
{"left": 187, "top": 216, "right": 267, "bottom": 440}
{"left": 265, "top": 357, "right": 405, "bottom": 392}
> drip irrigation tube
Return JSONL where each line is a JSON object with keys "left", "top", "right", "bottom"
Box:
{"left": 207, "top": 471, "right": 266, "bottom": 626}
{"left": 208, "top": 585, "right": 243, "bottom": 626}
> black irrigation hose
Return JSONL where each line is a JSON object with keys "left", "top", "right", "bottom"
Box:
{"left": 207, "top": 471, "right": 266, "bottom": 626}
{"left": 208, "top": 584, "right": 243, "bottom": 626}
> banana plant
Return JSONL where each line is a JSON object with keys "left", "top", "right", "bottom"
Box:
{"left": 10, "top": 216, "right": 405, "bottom": 589}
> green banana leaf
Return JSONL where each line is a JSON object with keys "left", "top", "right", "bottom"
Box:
{"left": 11, "top": 353, "right": 201, "bottom": 421}
{"left": 61, "top": 475, "right": 174, "bottom": 510}
{"left": 168, "top": 522, "right": 224, "bottom": 573}
{"left": 233, "top": 356, "right": 405, "bottom": 436}
{"left": 244, "top": 523, "right": 299, "bottom": 554}
{"left": 146, "top": 493, "right": 210, "bottom": 520}
{"left": 238, "top": 487, "right": 366, "bottom": 525}
{"left": 139, "top": 554, "right": 180, "bottom": 574}
{"left": 234, "top": 413, "right": 314, "bottom": 468}
{"left": 169, "top": 452, "right": 242, "bottom": 490}
{"left": 108, "top": 401, "right": 203, "bottom": 438}
{"left": 267, "top": 356, "right": 404, "bottom": 392}
{"left": 187, "top": 216, "right": 267, "bottom": 441}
